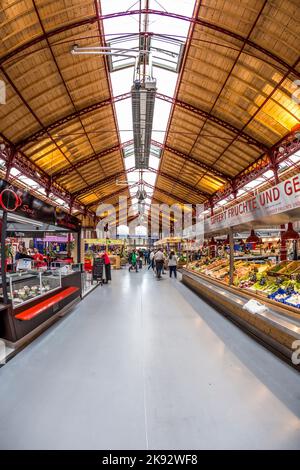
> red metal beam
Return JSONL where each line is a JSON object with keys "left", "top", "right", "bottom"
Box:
{"left": 72, "top": 167, "right": 136, "bottom": 198}
{"left": 16, "top": 93, "right": 131, "bottom": 148}
{"left": 202, "top": 55, "right": 300, "bottom": 206}
{"left": 156, "top": 93, "right": 269, "bottom": 151}
{"left": 1, "top": 10, "right": 299, "bottom": 79}
{"left": 148, "top": 167, "right": 210, "bottom": 198}
{"left": 0, "top": 137, "right": 94, "bottom": 216}
{"left": 206, "top": 131, "right": 300, "bottom": 208}
{"left": 72, "top": 166, "right": 210, "bottom": 199}
{"left": 0, "top": 65, "right": 100, "bottom": 202}
{"left": 152, "top": 140, "right": 231, "bottom": 182}
{"left": 33, "top": 0, "right": 107, "bottom": 180}
{"left": 42, "top": 136, "right": 232, "bottom": 183}
{"left": 188, "top": 1, "right": 268, "bottom": 159}
{"left": 53, "top": 140, "right": 133, "bottom": 180}
{"left": 143, "top": 182, "right": 194, "bottom": 206}
{"left": 94, "top": 0, "right": 127, "bottom": 184}
{"left": 86, "top": 183, "right": 138, "bottom": 209}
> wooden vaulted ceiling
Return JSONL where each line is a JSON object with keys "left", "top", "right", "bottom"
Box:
{"left": 0, "top": 0, "right": 127, "bottom": 210}
{"left": 0, "top": 0, "right": 299, "bottom": 216}
{"left": 153, "top": 0, "right": 300, "bottom": 207}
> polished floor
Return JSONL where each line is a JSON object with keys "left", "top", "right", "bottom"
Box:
{"left": 0, "top": 267, "right": 300, "bottom": 450}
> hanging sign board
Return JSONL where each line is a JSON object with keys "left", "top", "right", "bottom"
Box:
{"left": 85, "top": 238, "right": 124, "bottom": 245}
{"left": 0, "top": 179, "right": 81, "bottom": 231}
{"left": 205, "top": 173, "right": 300, "bottom": 232}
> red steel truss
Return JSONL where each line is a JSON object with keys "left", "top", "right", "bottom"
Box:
{"left": 72, "top": 168, "right": 136, "bottom": 198}
{"left": 52, "top": 139, "right": 231, "bottom": 182}
{"left": 53, "top": 140, "right": 133, "bottom": 180}
{"left": 86, "top": 183, "right": 138, "bottom": 209}
{"left": 72, "top": 166, "right": 210, "bottom": 200}
{"left": 148, "top": 167, "right": 210, "bottom": 198}
{"left": 156, "top": 93, "right": 269, "bottom": 151}
{"left": 143, "top": 182, "right": 195, "bottom": 207}
{"left": 152, "top": 140, "right": 231, "bottom": 181}
{"left": 16, "top": 93, "right": 131, "bottom": 148}
{"left": 0, "top": 139, "right": 93, "bottom": 217}
{"left": 206, "top": 134, "right": 300, "bottom": 209}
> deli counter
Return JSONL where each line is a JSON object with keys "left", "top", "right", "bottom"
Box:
{"left": 0, "top": 266, "right": 82, "bottom": 343}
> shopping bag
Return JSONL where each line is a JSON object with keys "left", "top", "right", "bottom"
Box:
{"left": 243, "top": 299, "right": 269, "bottom": 315}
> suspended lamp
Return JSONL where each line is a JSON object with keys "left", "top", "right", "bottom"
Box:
{"left": 246, "top": 229, "right": 262, "bottom": 244}
{"left": 282, "top": 222, "right": 299, "bottom": 240}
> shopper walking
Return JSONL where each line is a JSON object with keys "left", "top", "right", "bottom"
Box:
{"left": 154, "top": 248, "right": 165, "bottom": 279}
{"left": 102, "top": 251, "right": 112, "bottom": 283}
{"left": 129, "top": 250, "right": 138, "bottom": 272}
{"left": 148, "top": 250, "right": 155, "bottom": 270}
{"left": 168, "top": 251, "right": 178, "bottom": 278}
{"left": 138, "top": 250, "right": 143, "bottom": 270}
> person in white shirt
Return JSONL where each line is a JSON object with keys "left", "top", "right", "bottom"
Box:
{"left": 154, "top": 249, "right": 165, "bottom": 278}
{"left": 168, "top": 251, "right": 178, "bottom": 278}
{"left": 148, "top": 250, "right": 155, "bottom": 270}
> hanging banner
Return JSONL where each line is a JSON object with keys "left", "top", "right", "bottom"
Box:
{"left": 205, "top": 173, "right": 300, "bottom": 232}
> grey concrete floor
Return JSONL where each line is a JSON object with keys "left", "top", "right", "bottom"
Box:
{"left": 0, "top": 267, "right": 300, "bottom": 450}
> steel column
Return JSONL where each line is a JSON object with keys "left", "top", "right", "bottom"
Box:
{"left": 1, "top": 210, "right": 8, "bottom": 304}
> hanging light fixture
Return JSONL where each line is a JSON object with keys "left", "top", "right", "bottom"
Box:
{"left": 282, "top": 222, "right": 299, "bottom": 240}
{"left": 246, "top": 229, "right": 262, "bottom": 244}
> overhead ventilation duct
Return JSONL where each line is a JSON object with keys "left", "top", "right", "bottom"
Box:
{"left": 132, "top": 52, "right": 157, "bottom": 170}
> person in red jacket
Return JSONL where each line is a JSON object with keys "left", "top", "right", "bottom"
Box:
{"left": 33, "top": 248, "right": 45, "bottom": 268}
{"left": 101, "top": 251, "right": 112, "bottom": 283}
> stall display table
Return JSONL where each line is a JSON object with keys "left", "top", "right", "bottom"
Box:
{"left": 109, "top": 255, "right": 120, "bottom": 269}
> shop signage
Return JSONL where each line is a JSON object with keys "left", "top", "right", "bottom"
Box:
{"left": 0, "top": 179, "right": 81, "bottom": 231}
{"left": 6, "top": 231, "right": 46, "bottom": 238}
{"left": 205, "top": 173, "right": 300, "bottom": 232}
{"left": 85, "top": 238, "right": 124, "bottom": 245}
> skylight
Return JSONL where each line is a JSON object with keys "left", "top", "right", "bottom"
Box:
{"left": 100, "top": 0, "right": 196, "bottom": 208}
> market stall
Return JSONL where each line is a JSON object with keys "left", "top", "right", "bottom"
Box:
{"left": 84, "top": 238, "right": 126, "bottom": 270}
{"left": 181, "top": 174, "right": 300, "bottom": 369}
{"left": 0, "top": 179, "right": 83, "bottom": 346}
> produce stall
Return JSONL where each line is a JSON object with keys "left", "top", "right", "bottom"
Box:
{"left": 181, "top": 173, "right": 300, "bottom": 369}
{"left": 84, "top": 238, "right": 126, "bottom": 269}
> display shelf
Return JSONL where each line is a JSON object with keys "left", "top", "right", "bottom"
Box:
{"left": 0, "top": 271, "right": 82, "bottom": 343}
{"left": 0, "top": 271, "right": 62, "bottom": 309}
{"left": 182, "top": 268, "right": 300, "bottom": 369}
{"left": 109, "top": 255, "right": 120, "bottom": 269}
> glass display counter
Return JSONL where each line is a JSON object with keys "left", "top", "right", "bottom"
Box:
{"left": 0, "top": 271, "right": 61, "bottom": 308}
